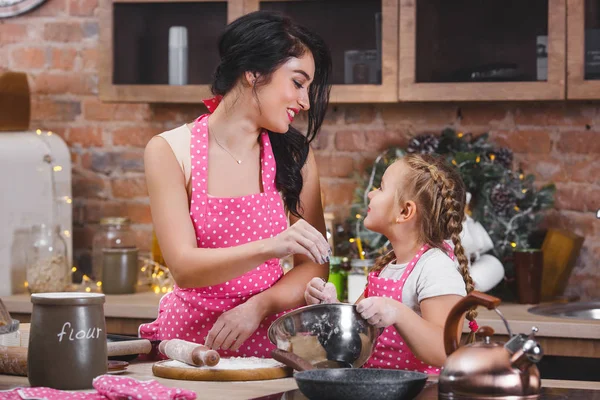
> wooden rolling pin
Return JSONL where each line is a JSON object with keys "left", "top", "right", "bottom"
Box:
{"left": 0, "top": 339, "right": 155, "bottom": 377}
{"left": 159, "top": 339, "right": 220, "bottom": 367}
{"left": 107, "top": 339, "right": 153, "bottom": 357}
{"left": 0, "top": 345, "right": 27, "bottom": 376}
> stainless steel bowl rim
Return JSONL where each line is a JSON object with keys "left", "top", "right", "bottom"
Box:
{"left": 268, "top": 303, "right": 359, "bottom": 344}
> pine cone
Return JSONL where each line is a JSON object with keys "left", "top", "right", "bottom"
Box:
{"left": 495, "top": 148, "right": 513, "bottom": 169}
{"left": 407, "top": 134, "right": 440, "bottom": 154}
{"left": 490, "top": 184, "right": 516, "bottom": 215}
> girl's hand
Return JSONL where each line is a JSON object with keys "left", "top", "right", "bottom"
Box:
{"left": 356, "top": 297, "right": 400, "bottom": 328}
{"left": 304, "top": 277, "right": 338, "bottom": 305}
{"left": 204, "top": 300, "right": 263, "bottom": 352}
{"left": 268, "top": 219, "right": 331, "bottom": 264}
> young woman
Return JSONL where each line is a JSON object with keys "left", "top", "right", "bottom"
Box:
{"left": 140, "top": 11, "right": 333, "bottom": 357}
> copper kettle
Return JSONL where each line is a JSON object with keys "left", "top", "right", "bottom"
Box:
{"left": 439, "top": 291, "right": 543, "bottom": 399}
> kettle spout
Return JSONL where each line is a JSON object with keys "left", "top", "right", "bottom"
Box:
{"left": 510, "top": 341, "right": 543, "bottom": 371}
{"left": 508, "top": 327, "right": 544, "bottom": 372}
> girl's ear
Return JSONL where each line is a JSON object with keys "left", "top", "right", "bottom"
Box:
{"left": 244, "top": 71, "right": 258, "bottom": 86}
{"left": 396, "top": 200, "right": 417, "bottom": 223}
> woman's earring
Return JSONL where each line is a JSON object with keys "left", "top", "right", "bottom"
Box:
{"left": 395, "top": 217, "right": 402, "bottom": 223}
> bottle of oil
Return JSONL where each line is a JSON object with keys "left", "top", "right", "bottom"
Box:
{"left": 151, "top": 230, "right": 165, "bottom": 266}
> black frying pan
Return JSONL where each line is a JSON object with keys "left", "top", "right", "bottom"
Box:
{"left": 272, "top": 349, "right": 428, "bottom": 400}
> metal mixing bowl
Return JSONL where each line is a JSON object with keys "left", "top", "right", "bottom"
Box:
{"left": 268, "top": 303, "right": 382, "bottom": 369}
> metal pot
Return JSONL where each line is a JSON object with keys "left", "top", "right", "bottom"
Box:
{"left": 268, "top": 303, "right": 381, "bottom": 368}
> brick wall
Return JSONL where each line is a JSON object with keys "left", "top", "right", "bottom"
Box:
{"left": 1, "top": 0, "right": 598, "bottom": 300}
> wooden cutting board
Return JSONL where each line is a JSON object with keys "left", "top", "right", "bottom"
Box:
{"left": 152, "top": 359, "right": 292, "bottom": 381}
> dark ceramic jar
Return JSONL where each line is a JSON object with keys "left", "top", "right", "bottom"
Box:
{"left": 28, "top": 293, "right": 107, "bottom": 389}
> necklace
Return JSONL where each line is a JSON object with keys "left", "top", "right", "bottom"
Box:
{"left": 212, "top": 130, "right": 242, "bottom": 164}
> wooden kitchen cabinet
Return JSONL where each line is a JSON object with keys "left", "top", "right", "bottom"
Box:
{"left": 98, "top": 0, "right": 600, "bottom": 104}
{"left": 99, "top": 0, "right": 398, "bottom": 103}
{"left": 243, "top": 0, "right": 399, "bottom": 103}
{"left": 398, "top": 0, "right": 567, "bottom": 101}
{"left": 567, "top": 0, "right": 600, "bottom": 99}
{"left": 98, "top": 0, "right": 244, "bottom": 103}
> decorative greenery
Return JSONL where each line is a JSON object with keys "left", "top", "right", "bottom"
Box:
{"left": 337, "top": 128, "right": 555, "bottom": 288}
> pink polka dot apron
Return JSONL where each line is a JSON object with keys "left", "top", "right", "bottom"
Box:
{"left": 362, "top": 243, "right": 454, "bottom": 373}
{"left": 139, "top": 104, "right": 288, "bottom": 358}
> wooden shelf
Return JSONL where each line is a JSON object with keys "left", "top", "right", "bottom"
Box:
{"left": 100, "top": 0, "right": 398, "bottom": 103}
{"left": 399, "top": 0, "right": 566, "bottom": 101}
{"left": 99, "top": 84, "right": 212, "bottom": 104}
{"left": 567, "top": 0, "right": 600, "bottom": 99}
{"left": 245, "top": 0, "right": 399, "bottom": 103}
{"left": 99, "top": 0, "right": 600, "bottom": 103}
{"left": 99, "top": 0, "right": 244, "bottom": 103}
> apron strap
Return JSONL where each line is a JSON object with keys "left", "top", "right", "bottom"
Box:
{"left": 259, "top": 132, "right": 277, "bottom": 193}
{"left": 190, "top": 114, "right": 210, "bottom": 228}
{"left": 442, "top": 241, "right": 455, "bottom": 261}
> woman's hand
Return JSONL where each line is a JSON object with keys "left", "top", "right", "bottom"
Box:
{"left": 268, "top": 219, "right": 331, "bottom": 264}
{"left": 204, "top": 300, "right": 264, "bottom": 352}
{"left": 356, "top": 297, "right": 400, "bottom": 328}
{"left": 304, "top": 277, "right": 338, "bottom": 305}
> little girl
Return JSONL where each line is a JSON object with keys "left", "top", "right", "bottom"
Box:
{"left": 305, "top": 153, "right": 477, "bottom": 373}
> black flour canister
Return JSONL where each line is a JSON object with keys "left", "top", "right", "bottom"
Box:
{"left": 28, "top": 293, "right": 107, "bottom": 389}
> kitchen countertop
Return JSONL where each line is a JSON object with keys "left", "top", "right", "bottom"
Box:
{"left": 259, "top": 384, "right": 600, "bottom": 400}
{"left": 0, "top": 362, "right": 599, "bottom": 400}
{"left": 3, "top": 292, "right": 599, "bottom": 339}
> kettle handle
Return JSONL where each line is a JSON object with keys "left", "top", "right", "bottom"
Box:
{"left": 443, "top": 291, "right": 501, "bottom": 356}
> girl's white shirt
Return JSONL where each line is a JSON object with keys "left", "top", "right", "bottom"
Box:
{"left": 378, "top": 245, "right": 467, "bottom": 316}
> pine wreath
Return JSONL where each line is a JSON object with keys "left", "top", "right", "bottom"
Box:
{"left": 407, "top": 134, "right": 440, "bottom": 154}
{"left": 490, "top": 183, "right": 517, "bottom": 215}
{"left": 493, "top": 148, "right": 514, "bottom": 169}
{"left": 341, "top": 128, "right": 556, "bottom": 291}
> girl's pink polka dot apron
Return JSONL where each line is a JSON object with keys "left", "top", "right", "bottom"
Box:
{"left": 140, "top": 99, "right": 289, "bottom": 358}
{"left": 362, "top": 244, "right": 454, "bottom": 373}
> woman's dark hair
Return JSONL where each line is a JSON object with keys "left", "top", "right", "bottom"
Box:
{"left": 211, "top": 10, "right": 332, "bottom": 218}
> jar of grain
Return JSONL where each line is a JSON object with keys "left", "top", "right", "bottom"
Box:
{"left": 26, "top": 224, "right": 69, "bottom": 293}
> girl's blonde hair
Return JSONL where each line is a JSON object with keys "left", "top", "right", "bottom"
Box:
{"left": 372, "top": 153, "right": 477, "bottom": 322}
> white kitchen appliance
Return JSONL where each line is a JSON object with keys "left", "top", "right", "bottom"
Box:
{"left": 0, "top": 130, "right": 72, "bottom": 295}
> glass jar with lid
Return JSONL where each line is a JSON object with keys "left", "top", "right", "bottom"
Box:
{"left": 347, "top": 258, "right": 374, "bottom": 303}
{"left": 92, "top": 217, "right": 137, "bottom": 288}
{"left": 26, "top": 224, "right": 69, "bottom": 293}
